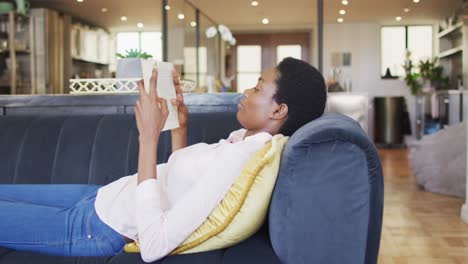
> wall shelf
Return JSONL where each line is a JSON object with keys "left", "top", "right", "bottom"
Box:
{"left": 0, "top": 49, "right": 31, "bottom": 55}
{"left": 439, "top": 46, "right": 463, "bottom": 59}
{"left": 72, "top": 57, "right": 108, "bottom": 66}
{"left": 437, "top": 21, "right": 464, "bottom": 39}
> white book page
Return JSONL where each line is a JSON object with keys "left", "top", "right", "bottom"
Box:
{"left": 141, "top": 60, "right": 180, "bottom": 131}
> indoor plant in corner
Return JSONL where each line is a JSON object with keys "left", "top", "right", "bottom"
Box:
{"left": 403, "top": 51, "right": 425, "bottom": 140}
{"left": 404, "top": 51, "right": 451, "bottom": 139}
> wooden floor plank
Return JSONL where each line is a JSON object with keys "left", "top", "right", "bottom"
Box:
{"left": 377, "top": 149, "right": 468, "bottom": 263}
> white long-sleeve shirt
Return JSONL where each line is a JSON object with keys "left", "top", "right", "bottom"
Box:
{"left": 94, "top": 129, "right": 272, "bottom": 262}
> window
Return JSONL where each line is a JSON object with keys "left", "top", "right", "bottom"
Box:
{"left": 381, "top": 26, "right": 433, "bottom": 77}
{"left": 116, "top": 32, "right": 162, "bottom": 60}
{"left": 237, "top": 45, "right": 261, "bottom": 93}
{"left": 183, "top": 46, "right": 207, "bottom": 86}
{"left": 277, "top": 45, "right": 302, "bottom": 63}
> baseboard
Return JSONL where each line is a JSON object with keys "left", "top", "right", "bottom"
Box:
{"left": 461, "top": 204, "right": 468, "bottom": 223}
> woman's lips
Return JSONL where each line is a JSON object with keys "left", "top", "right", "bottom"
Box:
{"left": 237, "top": 101, "right": 244, "bottom": 109}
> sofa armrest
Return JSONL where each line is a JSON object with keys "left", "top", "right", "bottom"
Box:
{"left": 269, "top": 114, "right": 383, "bottom": 264}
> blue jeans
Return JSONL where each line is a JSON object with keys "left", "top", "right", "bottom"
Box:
{"left": 0, "top": 184, "right": 126, "bottom": 256}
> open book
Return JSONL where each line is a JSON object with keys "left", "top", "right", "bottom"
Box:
{"left": 141, "top": 60, "right": 180, "bottom": 131}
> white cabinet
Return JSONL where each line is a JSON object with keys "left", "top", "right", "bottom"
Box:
{"left": 70, "top": 24, "right": 111, "bottom": 65}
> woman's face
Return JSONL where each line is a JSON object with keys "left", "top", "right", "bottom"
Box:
{"left": 236, "top": 68, "right": 281, "bottom": 131}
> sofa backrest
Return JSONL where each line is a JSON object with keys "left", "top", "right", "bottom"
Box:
{"left": 0, "top": 112, "right": 241, "bottom": 184}
{"left": 269, "top": 113, "right": 383, "bottom": 264}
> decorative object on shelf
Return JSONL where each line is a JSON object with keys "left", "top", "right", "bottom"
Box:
{"left": 69, "top": 78, "right": 196, "bottom": 94}
{"left": 69, "top": 78, "right": 139, "bottom": 94}
{"left": 382, "top": 68, "right": 398, "bottom": 79}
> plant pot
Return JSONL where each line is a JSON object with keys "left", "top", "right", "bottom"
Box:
{"left": 116, "top": 58, "right": 157, "bottom": 93}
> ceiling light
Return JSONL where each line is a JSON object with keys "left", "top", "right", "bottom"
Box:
{"left": 251, "top": 1, "right": 259, "bottom": 6}
{"left": 120, "top": 16, "right": 128, "bottom": 22}
{"left": 76, "top": 0, "right": 84, "bottom": 2}
{"left": 339, "top": 9, "right": 346, "bottom": 15}
{"left": 101, "top": 8, "right": 108, "bottom": 13}
{"left": 396, "top": 16, "right": 402, "bottom": 21}
{"left": 137, "top": 22, "right": 144, "bottom": 28}
{"left": 262, "top": 18, "right": 269, "bottom": 24}
{"left": 337, "top": 17, "right": 344, "bottom": 23}
{"left": 413, "top": 0, "right": 420, "bottom": 3}
{"left": 178, "top": 13, "right": 185, "bottom": 20}
{"left": 190, "top": 21, "right": 197, "bottom": 27}
{"left": 165, "top": 5, "right": 171, "bottom": 11}
{"left": 342, "top": 0, "right": 349, "bottom": 5}
{"left": 404, "top": 8, "right": 410, "bottom": 13}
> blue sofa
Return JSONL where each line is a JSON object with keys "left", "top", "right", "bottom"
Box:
{"left": 0, "top": 93, "right": 383, "bottom": 264}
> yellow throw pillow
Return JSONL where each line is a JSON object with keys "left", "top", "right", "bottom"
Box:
{"left": 124, "top": 134, "right": 288, "bottom": 255}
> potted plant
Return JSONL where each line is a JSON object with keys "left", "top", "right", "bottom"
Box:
{"left": 418, "top": 58, "right": 450, "bottom": 91}
{"left": 404, "top": 53, "right": 450, "bottom": 95}
{"left": 403, "top": 51, "right": 451, "bottom": 139}
{"left": 115, "top": 49, "right": 155, "bottom": 79}
{"left": 403, "top": 51, "right": 422, "bottom": 96}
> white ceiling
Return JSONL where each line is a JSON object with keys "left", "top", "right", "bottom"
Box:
{"left": 29, "top": 0, "right": 462, "bottom": 32}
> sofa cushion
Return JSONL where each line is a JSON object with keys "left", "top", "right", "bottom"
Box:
{"left": 173, "top": 135, "right": 288, "bottom": 254}
{"left": 124, "top": 135, "right": 288, "bottom": 255}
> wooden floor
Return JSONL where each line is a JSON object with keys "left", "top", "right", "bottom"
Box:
{"left": 378, "top": 149, "right": 468, "bottom": 264}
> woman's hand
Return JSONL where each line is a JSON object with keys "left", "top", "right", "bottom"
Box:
{"left": 135, "top": 69, "right": 169, "bottom": 143}
{"left": 170, "top": 69, "right": 188, "bottom": 152}
{"left": 171, "top": 69, "right": 189, "bottom": 131}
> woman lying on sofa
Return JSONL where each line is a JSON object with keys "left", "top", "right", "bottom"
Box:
{"left": 0, "top": 58, "right": 327, "bottom": 262}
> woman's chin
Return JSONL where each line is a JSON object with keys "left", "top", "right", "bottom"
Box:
{"left": 236, "top": 111, "right": 245, "bottom": 127}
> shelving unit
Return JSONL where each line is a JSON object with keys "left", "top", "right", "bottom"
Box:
{"left": 0, "top": 11, "right": 33, "bottom": 95}
{"left": 68, "top": 22, "right": 113, "bottom": 81}
{"left": 437, "top": 21, "right": 464, "bottom": 39}
{"left": 437, "top": 15, "right": 467, "bottom": 90}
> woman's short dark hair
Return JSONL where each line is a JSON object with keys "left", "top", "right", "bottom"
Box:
{"left": 273, "top": 57, "right": 327, "bottom": 136}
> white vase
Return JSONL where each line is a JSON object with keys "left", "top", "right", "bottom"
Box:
{"left": 116, "top": 58, "right": 157, "bottom": 93}
{"left": 116, "top": 58, "right": 147, "bottom": 78}
{"left": 414, "top": 94, "right": 425, "bottom": 139}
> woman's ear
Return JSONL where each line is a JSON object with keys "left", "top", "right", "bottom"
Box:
{"left": 272, "top": 103, "right": 288, "bottom": 120}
